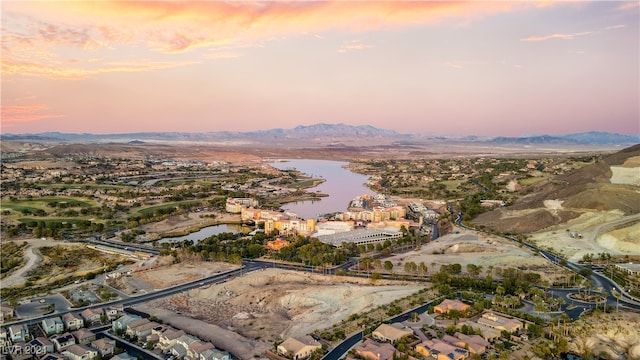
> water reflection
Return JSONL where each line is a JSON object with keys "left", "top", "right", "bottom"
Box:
{"left": 270, "top": 159, "right": 374, "bottom": 219}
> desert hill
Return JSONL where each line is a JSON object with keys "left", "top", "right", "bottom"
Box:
{"left": 473, "top": 144, "right": 640, "bottom": 234}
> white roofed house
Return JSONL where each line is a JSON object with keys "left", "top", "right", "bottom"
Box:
{"left": 8, "top": 324, "right": 29, "bottom": 343}
{"left": 42, "top": 317, "right": 65, "bottom": 335}
{"left": 277, "top": 335, "right": 322, "bottom": 360}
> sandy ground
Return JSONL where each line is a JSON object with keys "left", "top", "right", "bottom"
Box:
{"left": 1, "top": 238, "right": 83, "bottom": 288}
{"left": 110, "top": 256, "right": 238, "bottom": 294}
{"left": 386, "top": 227, "right": 559, "bottom": 282}
{"left": 530, "top": 211, "right": 640, "bottom": 262}
{"left": 136, "top": 268, "right": 423, "bottom": 359}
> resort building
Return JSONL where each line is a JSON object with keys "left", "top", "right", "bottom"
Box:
{"left": 225, "top": 198, "right": 259, "bottom": 213}
{"left": 316, "top": 228, "right": 402, "bottom": 248}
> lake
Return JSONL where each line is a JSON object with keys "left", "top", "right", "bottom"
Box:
{"left": 157, "top": 223, "right": 246, "bottom": 244}
{"left": 270, "top": 159, "right": 374, "bottom": 219}
{"left": 158, "top": 159, "right": 374, "bottom": 243}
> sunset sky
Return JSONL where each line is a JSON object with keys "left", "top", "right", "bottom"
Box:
{"left": 1, "top": 1, "right": 639, "bottom": 136}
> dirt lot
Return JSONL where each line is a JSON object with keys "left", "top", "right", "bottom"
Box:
{"left": 135, "top": 268, "right": 423, "bottom": 359}
{"left": 386, "top": 226, "right": 561, "bottom": 281}
{"left": 530, "top": 211, "right": 640, "bottom": 262}
{"left": 110, "top": 256, "right": 238, "bottom": 293}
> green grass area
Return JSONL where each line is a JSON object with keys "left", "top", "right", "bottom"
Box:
{"left": 1, "top": 204, "right": 43, "bottom": 213}
{"left": 40, "top": 183, "right": 127, "bottom": 190}
{"left": 3, "top": 197, "right": 95, "bottom": 209}
{"left": 519, "top": 177, "right": 547, "bottom": 186}
{"left": 441, "top": 180, "right": 463, "bottom": 192}
{"left": 137, "top": 200, "right": 201, "bottom": 214}
{"left": 17, "top": 217, "right": 93, "bottom": 225}
{"left": 288, "top": 179, "right": 322, "bottom": 189}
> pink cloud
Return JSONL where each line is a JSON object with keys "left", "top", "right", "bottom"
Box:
{"left": 1, "top": 104, "right": 64, "bottom": 123}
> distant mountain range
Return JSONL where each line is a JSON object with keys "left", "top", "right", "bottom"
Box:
{"left": 1, "top": 124, "right": 637, "bottom": 146}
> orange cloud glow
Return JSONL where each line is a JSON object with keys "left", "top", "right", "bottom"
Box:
{"left": 2, "top": 1, "right": 524, "bottom": 78}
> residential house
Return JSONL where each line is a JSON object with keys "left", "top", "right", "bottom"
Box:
{"left": 8, "top": 324, "right": 29, "bottom": 343}
{"left": 112, "top": 314, "right": 141, "bottom": 333}
{"left": 111, "top": 353, "right": 137, "bottom": 360}
{"left": 104, "top": 306, "right": 121, "bottom": 320}
{"left": 0, "top": 303, "right": 15, "bottom": 322}
{"left": 41, "top": 317, "right": 65, "bottom": 336}
{"left": 62, "top": 313, "right": 84, "bottom": 331}
{"left": 50, "top": 332, "right": 76, "bottom": 352}
{"left": 80, "top": 308, "right": 103, "bottom": 326}
{"left": 158, "top": 328, "right": 185, "bottom": 350}
{"left": 91, "top": 338, "right": 116, "bottom": 358}
{"left": 30, "top": 337, "right": 54, "bottom": 355}
{"left": 187, "top": 341, "right": 215, "bottom": 360}
{"left": 415, "top": 338, "right": 469, "bottom": 360}
{"left": 167, "top": 342, "right": 188, "bottom": 359}
{"left": 71, "top": 328, "right": 96, "bottom": 344}
{"left": 434, "top": 299, "right": 470, "bottom": 314}
{"left": 371, "top": 323, "right": 414, "bottom": 343}
{"left": 9, "top": 342, "right": 32, "bottom": 360}
{"left": 200, "top": 348, "right": 231, "bottom": 360}
{"left": 353, "top": 339, "right": 397, "bottom": 360}
{"left": 276, "top": 335, "right": 322, "bottom": 360}
{"left": 62, "top": 343, "right": 98, "bottom": 360}
{"left": 176, "top": 334, "right": 199, "bottom": 351}
{"left": 125, "top": 318, "right": 151, "bottom": 338}
{"left": 458, "top": 321, "right": 500, "bottom": 342}
{"left": 40, "top": 354, "right": 66, "bottom": 360}
{"left": 443, "top": 333, "right": 489, "bottom": 355}
{"left": 476, "top": 312, "right": 523, "bottom": 333}
{"left": 130, "top": 320, "right": 158, "bottom": 339}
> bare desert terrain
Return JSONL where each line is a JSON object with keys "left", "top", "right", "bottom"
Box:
{"left": 387, "top": 227, "right": 561, "bottom": 282}
{"left": 136, "top": 268, "right": 424, "bottom": 359}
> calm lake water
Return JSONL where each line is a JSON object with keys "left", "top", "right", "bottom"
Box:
{"left": 157, "top": 223, "right": 245, "bottom": 244}
{"left": 271, "top": 159, "right": 374, "bottom": 219}
{"left": 158, "top": 159, "right": 373, "bottom": 243}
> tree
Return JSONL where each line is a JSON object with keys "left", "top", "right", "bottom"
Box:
{"left": 383, "top": 261, "right": 393, "bottom": 271}
{"left": 418, "top": 262, "right": 428, "bottom": 275}
{"left": 370, "top": 272, "right": 382, "bottom": 283}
